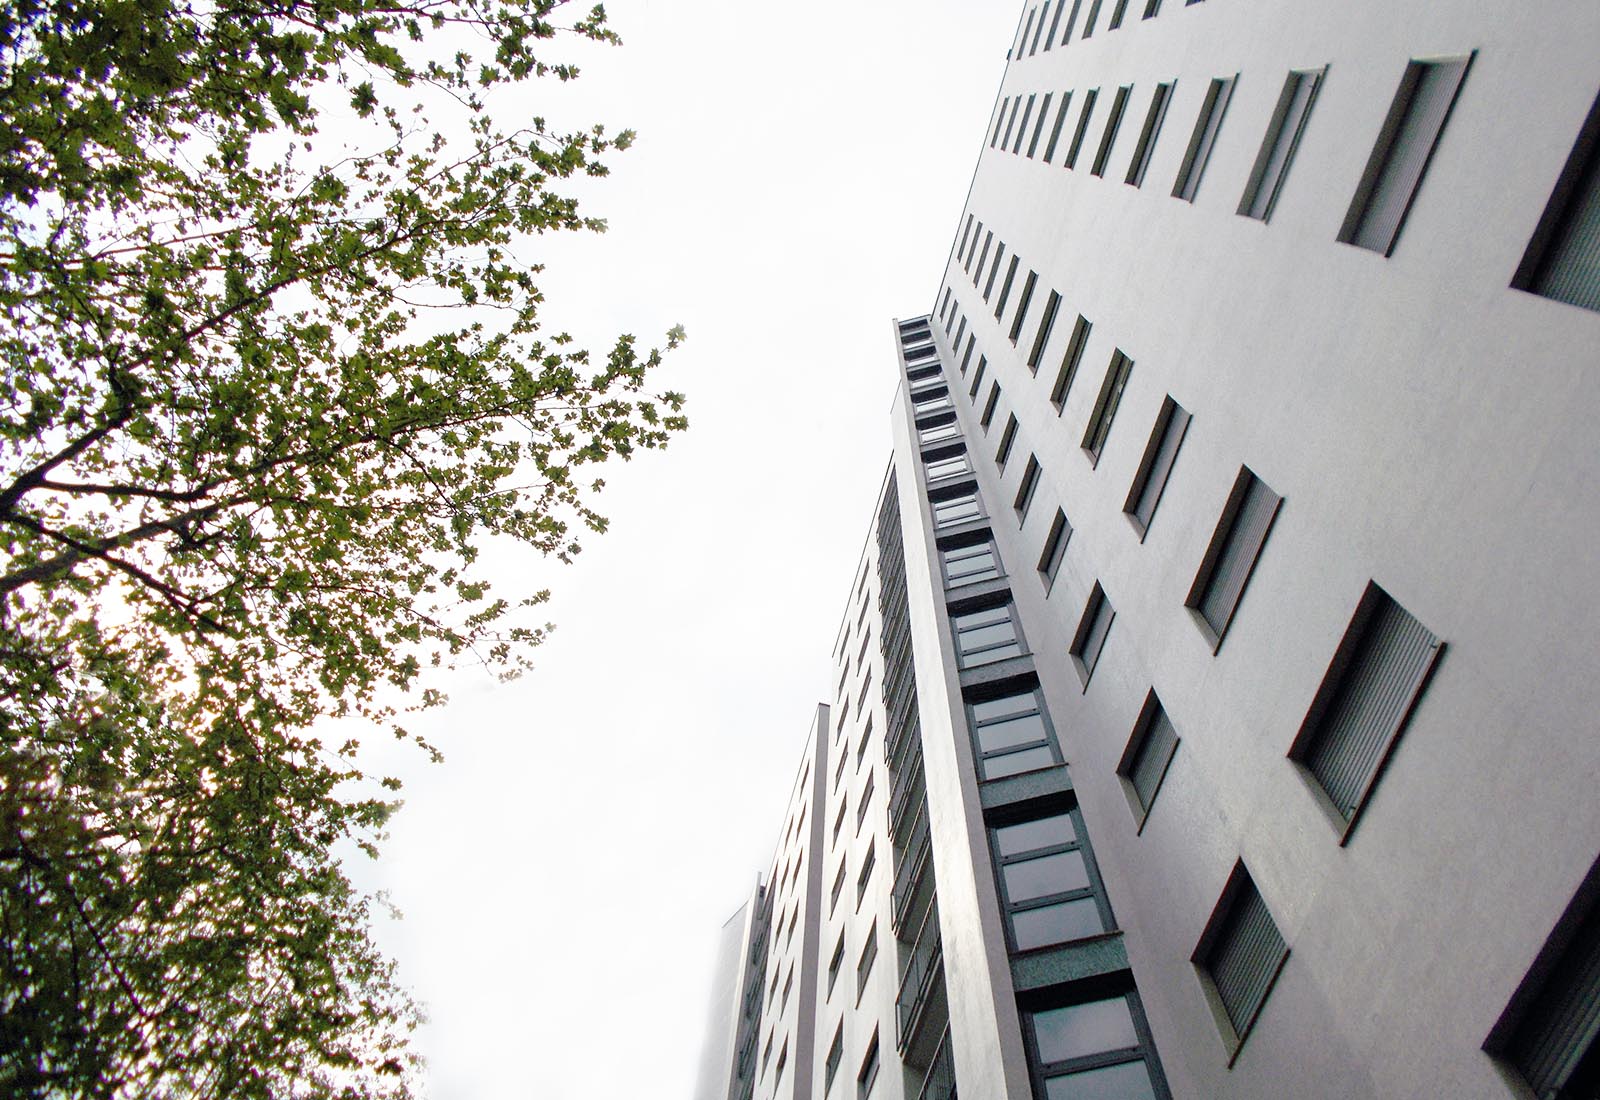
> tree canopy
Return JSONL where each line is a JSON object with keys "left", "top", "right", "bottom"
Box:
{"left": 0, "top": 1, "right": 685, "bottom": 1095}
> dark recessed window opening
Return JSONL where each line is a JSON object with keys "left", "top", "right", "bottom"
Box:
{"left": 1238, "top": 67, "right": 1325, "bottom": 221}
{"left": 1185, "top": 466, "right": 1282, "bottom": 650}
{"left": 1173, "top": 75, "right": 1237, "bottom": 202}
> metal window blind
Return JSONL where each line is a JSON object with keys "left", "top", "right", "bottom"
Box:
{"left": 1210, "top": 879, "right": 1287, "bottom": 1034}
{"left": 1349, "top": 58, "right": 1469, "bottom": 254}
{"left": 1245, "top": 70, "right": 1321, "bottom": 220}
{"left": 1533, "top": 142, "right": 1600, "bottom": 312}
{"left": 1130, "top": 708, "right": 1177, "bottom": 810}
{"left": 1134, "top": 406, "right": 1189, "bottom": 527}
{"left": 1306, "top": 595, "right": 1440, "bottom": 819}
{"left": 1509, "top": 904, "right": 1600, "bottom": 1096}
{"left": 1200, "top": 475, "right": 1279, "bottom": 635}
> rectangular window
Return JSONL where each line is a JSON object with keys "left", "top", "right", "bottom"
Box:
{"left": 1070, "top": 583, "right": 1114, "bottom": 687}
{"left": 942, "top": 539, "right": 1002, "bottom": 589}
{"left": 832, "top": 795, "right": 848, "bottom": 845}
{"left": 1485, "top": 858, "right": 1600, "bottom": 1099}
{"left": 1081, "top": 0, "right": 1102, "bottom": 38}
{"left": 1030, "top": 4, "right": 1049, "bottom": 54}
{"left": 932, "top": 488, "right": 983, "bottom": 528}
{"left": 1081, "top": 349, "right": 1133, "bottom": 464}
{"left": 830, "top": 858, "right": 847, "bottom": 913}
{"left": 993, "top": 806, "right": 1109, "bottom": 950}
{"left": 969, "top": 356, "right": 987, "bottom": 399}
{"left": 972, "top": 230, "right": 992, "bottom": 285}
{"left": 1194, "top": 864, "right": 1289, "bottom": 1055}
{"left": 1144, "top": 0, "right": 1161, "bottom": 14}
{"left": 981, "top": 383, "right": 1001, "bottom": 429}
{"left": 1185, "top": 467, "right": 1282, "bottom": 649}
{"left": 856, "top": 772, "right": 874, "bottom": 830}
{"left": 919, "top": 417, "right": 961, "bottom": 447}
{"left": 1092, "top": 85, "right": 1131, "bottom": 177}
{"left": 959, "top": 333, "right": 975, "bottom": 373}
{"left": 1038, "top": 509, "right": 1071, "bottom": 589}
{"left": 827, "top": 930, "right": 845, "bottom": 996}
{"left": 1239, "top": 68, "right": 1324, "bottom": 220}
{"left": 1029, "top": 994, "right": 1164, "bottom": 1098}
{"left": 1043, "top": 91, "right": 1074, "bottom": 163}
{"left": 1173, "top": 76, "right": 1236, "bottom": 201}
{"left": 1016, "top": 8, "right": 1036, "bottom": 57}
{"left": 1027, "top": 289, "right": 1061, "bottom": 371}
{"left": 855, "top": 840, "right": 875, "bottom": 905}
{"left": 1117, "top": 691, "right": 1179, "bottom": 828}
{"left": 1051, "top": 315, "right": 1092, "bottom": 411}
{"left": 1123, "top": 396, "right": 1191, "bottom": 537}
{"left": 1338, "top": 55, "right": 1472, "bottom": 255}
{"left": 857, "top": 1030, "right": 880, "bottom": 1100}
{"left": 1108, "top": 0, "right": 1131, "bottom": 28}
{"left": 1014, "top": 455, "right": 1042, "bottom": 520}
{"left": 994, "top": 255, "right": 1020, "bottom": 319}
{"left": 938, "top": 288, "right": 951, "bottom": 324}
{"left": 1012, "top": 94, "right": 1037, "bottom": 155}
{"left": 856, "top": 925, "right": 878, "bottom": 999}
{"left": 1044, "top": 0, "right": 1066, "bottom": 47}
{"left": 1027, "top": 93, "right": 1053, "bottom": 157}
{"left": 781, "top": 967, "right": 793, "bottom": 1013}
{"left": 923, "top": 449, "right": 971, "bottom": 483}
{"left": 1009, "top": 270, "right": 1038, "bottom": 343}
{"left": 855, "top": 718, "right": 872, "bottom": 768}
{"left": 1513, "top": 89, "right": 1600, "bottom": 312}
{"left": 952, "top": 603, "right": 1025, "bottom": 669}
{"left": 1288, "top": 584, "right": 1442, "bottom": 831}
{"left": 983, "top": 242, "right": 1007, "bottom": 300}
{"left": 956, "top": 214, "right": 974, "bottom": 261}
{"left": 992, "top": 99, "right": 1011, "bottom": 149}
{"left": 1126, "top": 81, "right": 1174, "bottom": 187}
{"left": 952, "top": 315, "right": 968, "bottom": 356}
{"left": 825, "top": 1024, "right": 843, "bottom": 1093}
{"left": 969, "top": 687, "right": 1060, "bottom": 780}
{"left": 996, "top": 413, "right": 1019, "bottom": 469}
{"left": 1001, "top": 96, "right": 1024, "bottom": 152}
{"left": 1065, "top": 89, "right": 1099, "bottom": 169}
{"left": 775, "top": 1041, "right": 788, "bottom": 1086}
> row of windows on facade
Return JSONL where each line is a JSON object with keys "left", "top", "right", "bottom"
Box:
{"left": 977, "top": 55, "right": 1600, "bottom": 311}
{"left": 907, "top": 345, "right": 1599, "bottom": 1098}
{"left": 1009, "top": 0, "right": 1199, "bottom": 62}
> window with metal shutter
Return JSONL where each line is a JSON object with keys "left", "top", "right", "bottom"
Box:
{"left": 1239, "top": 68, "right": 1324, "bottom": 221}
{"left": 1296, "top": 587, "right": 1442, "bottom": 825}
{"left": 1126, "top": 398, "right": 1191, "bottom": 534}
{"left": 1128, "top": 706, "right": 1178, "bottom": 812}
{"left": 1197, "top": 868, "right": 1288, "bottom": 1048}
{"left": 1509, "top": 899, "right": 1600, "bottom": 1097}
{"left": 1339, "top": 56, "right": 1472, "bottom": 255}
{"left": 1519, "top": 91, "right": 1600, "bottom": 313}
{"left": 1173, "top": 76, "right": 1236, "bottom": 201}
{"left": 1188, "top": 469, "right": 1281, "bottom": 647}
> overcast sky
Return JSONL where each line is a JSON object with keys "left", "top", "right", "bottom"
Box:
{"left": 343, "top": 3, "right": 1022, "bottom": 1096}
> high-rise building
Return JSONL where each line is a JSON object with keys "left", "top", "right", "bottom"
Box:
{"left": 695, "top": 1, "right": 1600, "bottom": 1097}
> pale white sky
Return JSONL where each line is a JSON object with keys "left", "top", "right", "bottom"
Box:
{"left": 345, "top": 3, "right": 1022, "bottom": 1096}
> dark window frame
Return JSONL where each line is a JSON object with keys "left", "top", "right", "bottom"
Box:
{"left": 1081, "top": 349, "right": 1133, "bottom": 465}
{"left": 1027, "top": 289, "right": 1062, "bottom": 372}
{"left": 1065, "top": 89, "right": 1100, "bottom": 169}
{"left": 1512, "top": 87, "right": 1600, "bottom": 312}
{"left": 1043, "top": 91, "right": 1075, "bottom": 163}
{"left": 965, "top": 679, "right": 1063, "bottom": 782}
{"left": 1091, "top": 85, "right": 1132, "bottom": 177}
{"left": 1052, "top": 315, "right": 1093, "bottom": 412}
{"left": 990, "top": 801, "right": 1116, "bottom": 953}
{"left": 1009, "top": 269, "right": 1039, "bottom": 343}
{"left": 1192, "top": 863, "right": 1290, "bottom": 1062}
{"left": 1184, "top": 466, "right": 1283, "bottom": 651}
{"left": 1116, "top": 690, "right": 1180, "bottom": 831}
{"left": 1021, "top": 984, "right": 1171, "bottom": 1100}
{"left": 1238, "top": 67, "right": 1325, "bottom": 221}
{"left": 996, "top": 413, "right": 1020, "bottom": 470}
{"left": 1126, "top": 81, "right": 1175, "bottom": 187}
{"left": 1038, "top": 508, "right": 1072, "bottom": 590}
{"left": 1027, "top": 92, "right": 1055, "bottom": 158}
{"left": 1173, "top": 75, "right": 1237, "bottom": 201}
{"left": 1015, "top": 455, "right": 1043, "bottom": 521}
{"left": 1069, "top": 582, "right": 1114, "bottom": 688}
{"left": 1123, "top": 396, "right": 1191, "bottom": 538}
{"left": 951, "top": 599, "right": 1027, "bottom": 670}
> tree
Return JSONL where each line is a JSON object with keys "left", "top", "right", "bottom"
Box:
{"left": 0, "top": 1, "right": 685, "bottom": 1095}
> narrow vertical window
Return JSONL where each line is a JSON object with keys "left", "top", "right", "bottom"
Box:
{"left": 1001, "top": 96, "right": 1025, "bottom": 151}
{"left": 1065, "top": 89, "right": 1099, "bottom": 169}
{"left": 827, "top": 930, "right": 845, "bottom": 996}
{"left": 1091, "top": 85, "right": 1131, "bottom": 177}
{"left": 1044, "top": 0, "right": 1067, "bottom": 50}
{"left": 1009, "top": 270, "right": 1038, "bottom": 343}
{"left": 1028, "top": 994, "right": 1167, "bottom": 1098}
{"left": 1037, "top": 508, "right": 1071, "bottom": 589}
{"left": 1070, "top": 583, "right": 1114, "bottom": 686}
{"left": 1512, "top": 88, "right": 1600, "bottom": 312}
{"left": 1043, "top": 91, "right": 1074, "bottom": 163}
{"left": 1030, "top": 3, "right": 1050, "bottom": 54}
{"left": 996, "top": 413, "right": 1019, "bottom": 469}
{"left": 856, "top": 925, "right": 878, "bottom": 999}
{"left": 1194, "top": 864, "right": 1290, "bottom": 1056}
{"left": 969, "top": 357, "right": 987, "bottom": 400}
{"left": 953, "top": 316, "right": 968, "bottom": 359}
{"left": 1081, "top": 349, "right": 1133, "bottom": 464}
{"left": 1108, "top": 0, "right": 1131, "bottom": 30}
{"left": 1338, "top": 55, "right": 1473, "bottom": 255}
{"left": 855, "top": 840, "right": 875, "bottom": 905}
{"left": 1126, "top": 81, "right": 1175, "bottom": 187}
{"left": 1081, "top": 0, "right": 1102, "bottom": 39}
{"left": 824, "top": 1024, "right": 844, "bottom": 1092}
{"left": 1027, "top": 290, "right": 1061, "bottom": 372}
{"left": 857, "top": 1030, "right": 880, "bottom": 1099}
{"left": 1027, "top": 93, "right": 1054, "bottom": 158}
{"left": 1239, "top": 68, "right": 1325, "bottom": 221}
{"left": 1117, "top": 691, "right": 1180, "bottom": 828}
{"left": 972, "top": 230, "right": 992, "bottom": 284}
{"left": 980, "top": 383, "right": 1001, "bottom": 429}
{"left": 1016, "top": 8, "right": 1037, "bottom": 58}
{"left": 1143, "top": 0, "right": 1162, "bottom": 16}
{"left": 1123, "top": 396, "right": 1191, "bottom": 537}
{"left": 993, "top": 255, "right": 1020, "bottom": 319}
{"left": 1059, "top": 0, "right": 1085, "bottom": 42}
{"left": 992, "top": 99, "right": 1010, "bottom": 149}
{"left": 1012, "top": 94, "right": 1038, "bottom": 155}
{"left": 1287, "top": 583, "right": 1442, "bottom": 833}
{"left": 956, "top": 213, "right": 974, "bottom": 260}
{"left": 992, "top": 807, "right": 1110, "bottom": 949}
{"left": 983, "top": 242, "right": 1007, "bottom": 300}
{"left": 1185, "top": 467, "right": 1282, "bottom": 649}
{"left": 1014, "top": 455, "right": 1042, "bottom": 520}
{"left": 959, "top": 333, "right": 975, "bottom": 373}
{"left": 1173, "top": 76, "right": 1237, "bottom": 201}
{"left": 1051, "top": 315, "right": 1092, "bottom": 410}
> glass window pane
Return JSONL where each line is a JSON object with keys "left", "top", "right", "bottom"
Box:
{"left": 994, "top": 812, "right": 1076, "bottom": 855}
{"left": 1012, "top": 898, "right": 1105, "bottom": 949}
{"left": 1043, "top": 1059, "right": 1157, "bottom": 1100}
{"left": 1003, "top": 850, "right": 1090, "bottom": 902}
{"left": 1032, "top": 996, "right": 1140, "bottom": 1064}
{"left": 976, "top": 712, "right": 1049, "bottom": 753}
{"left": 973, "top": 693, "right": 1037, "bottom": 724}
{"left": 982, "top": 744, "right": 1057, "bottom": 780}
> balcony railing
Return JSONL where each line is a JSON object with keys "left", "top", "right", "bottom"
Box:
{"left": 891, "top": 807, "right": 933, "bottom": 936}
{"left": 916, "top": 1028, "right": 956, "bottom": 1100}
{"left": 897, "top": 901, "right": 944, "bottom": 1053}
